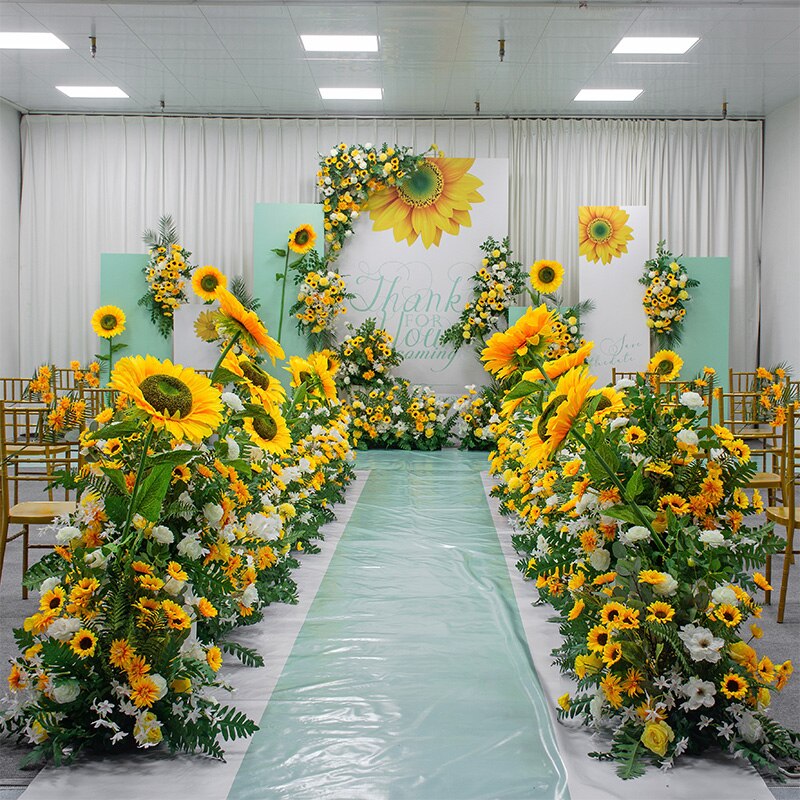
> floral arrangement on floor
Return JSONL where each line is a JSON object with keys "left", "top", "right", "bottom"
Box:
{"left": 439, "top": 236, "right": 526, "bottom": 353}
{"left": 751, "top": 365, "right": 792, "bottom": 427}
{"left": 140, "top": 215, "right": 195, "bottom": 338}
{"left": 482, "top": 309, "right": 799, "bottom": 779}
{"left": 346, "top": 379, "right": 453, "bottom": 451}
{"left": 69, "top": 360, "right": 102, "bottom": 389}
{"left": 640, "top": 241, "right": 699, "bottom": 347}
{"left": 26, "top": 365, "right": 55, "bottom": 405}
{"left": 288, "top": 249, "right": 353, "bottom": 350}
{"left": 337, "top": 318, "right": 403, "bottom": 390}
{"left": 317, "top": 142, "right": 440, "bottom": 255}
{"left": 24, "top": 367, "right": 86, "bottom": 441}
{"left": 1, "top": 282, "right": 355, "bottom": 765}
{"left": 452, "top": 384, "right": 502, "bottom": 451}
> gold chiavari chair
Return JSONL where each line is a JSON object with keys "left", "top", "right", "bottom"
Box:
{"left": 657, "top": 372, "right": 716, "bottom": 418}
{"left": 53, "top": 368, "right": 78, "bottom": 393}
{"left": 610, "top": 368, "right": 642, "bottom": 384}
{"left": 766, "top": 403, "right": 800, "bottom": 623}
{"left": 79, "top": 386, "right": 121, "bottom": 422}
{"left": 0, "top": 402, "right": 78, "bottom": 597}
{"left": 0, "top": 376, "right": 50, "bottom": 406}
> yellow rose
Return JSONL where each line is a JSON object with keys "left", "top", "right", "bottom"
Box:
{"left": 558, "top": 693, "right": 571, "bottom": 712}
{"left": 171, "top": 677, "right": 192, "bottom": 694}
{"left": 729, "top": 640, "right": 757, "bottom": 670}
{"left": 641, "top": 720, "right": 675, "bottom": 757}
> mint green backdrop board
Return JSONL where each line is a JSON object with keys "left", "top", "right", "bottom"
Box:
{"left": 252, "top": 203, "right": 325, "bottom": 375}
{"left": 100, "top": 254, "right": 173, "bottom": 371}
{"left": 675, "top": 257, "right": 730, "bottom": 396}
{"left": 509, "top": 305, "right": 526, "bottom": 326}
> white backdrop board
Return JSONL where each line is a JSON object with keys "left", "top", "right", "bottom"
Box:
{"left": 336, "top": 158, "right": 509, "bottom": 395}
{"left": 173, "top": 301, "right": 219, "bottom": 370}
{"left": 578, "top": 205, "right": 650, "bottom": 385}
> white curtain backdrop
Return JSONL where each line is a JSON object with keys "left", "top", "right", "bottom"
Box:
{"left": 17, "top": 114, "right": 761, "bottom": 372}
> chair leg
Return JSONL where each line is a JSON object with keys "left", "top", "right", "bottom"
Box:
{"left": 776, "top": 527, "right": 795, "bottom": 624}
{"left": 21, "top": 524, "right": 29, "bottom": 600}
{"left": 0, "top": 515, "right": 7, "bottom": 591}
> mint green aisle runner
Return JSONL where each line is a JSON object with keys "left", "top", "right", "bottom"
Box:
{"left": 229, "top": 451, "right": 568, "bottom": 800}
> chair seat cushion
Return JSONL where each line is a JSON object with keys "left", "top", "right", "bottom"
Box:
{"left": 9, "top": 501, "right": 77, "bottom": 524}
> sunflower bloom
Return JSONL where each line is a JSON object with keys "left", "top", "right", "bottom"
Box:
{"left": 192, "top": 265, "right": 227, "bottom": 301}
{"left": 69, "top": 628, "right": 98, "bottom": 658}
{"left": 530, "top": 260, "right": 564, "bottom": 294}
{"left": 242, "top": 409, "right": 292, "bottom": 456}
{"left": 521, "top": 342, "right": 594, "bottom": 383}
{"left": 720, "top": 672, "right": 749, "bottom": 700}
{"left": 216, "top": 288, "right": 285, "bottom": 363}
{"left": 288, "top": 224, "right": 316, "bottom": 255}
{"left": 367, "top": 158, "right": 484, "bottom": 249}
{"left": 578, "top": 205, "right": 634, "bottom": 264}
{"left": 91, "top": 305, "right": 126, "bottom": 338}
{"left": 648, "top": 350, "right": 683, "bottom": 381}
{"left": 110, "top": 356, "right": 222, "bottom": 442}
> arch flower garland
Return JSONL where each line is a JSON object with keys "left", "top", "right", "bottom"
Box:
{"left": 317, "top": 142, "right": 441, "bottom": 256}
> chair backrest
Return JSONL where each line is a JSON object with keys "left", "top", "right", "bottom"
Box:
{"left": 0, "top": 377, "right": 51, "bottom": 405}
{"left": 53, "top": 368, "right": 77, "bottom": 392}
{"left": 657, "top": 373, "right": 716, "bottom": 419}
{"left": 79, "top": 386, "right": 120, "bottom": 422}
{"left": 774, "top": 404, "right": 798, "bottom": 524}
{"left": 611, "top": 368, "right": 642, "bottom": 384}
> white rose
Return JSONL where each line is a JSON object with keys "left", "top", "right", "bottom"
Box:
{"left": 84, "top": 549, "right": 109, "bottom": 569}
{"left": 221, "top": 392, "right": 244, "bottom": 413}
{"left": 48, "top": 617, "right": 82, "bottom": 641}
{"left": 241, "top": 583, "right": 259, "bottom": 608}
{"left": 590, "top": 691, "right": 605, "bottom": 721}
{"left": 653, "top": 573, "right": 679, "bottom": 596}
{"left": 163, "top": 576, "right": 186, "bottom": 596}
{"left": 737, "top": 711, "right": 764, "bottom": 743}
{"left": 711, "top": 585, "right": 738, "bottom": 605}
{"left": 609, "top": 416, "right": 629, "bottom": 431}
{"left": 249, "top": 446, "right": 264, "bottom": 463}
{"left": 149, "top": 673, "right": 168, "bottom": 701}
{"left": 56, "top": 526, "right": 82, "bottom": 544}
{"left": 40, "top": 577, "right": 61, "bottom": 594}
{"left": 203, "top": 503, "right": 224, "bottom": 527}
{"left": 151, "top": 525, "right": 174, "bottom": 544}
{"left": 226, "top": 437, "right": 240, "bottom": 460}
{"left": 679, "top": 391, "right": 705, "bottom": 410}
{"left": 621, "top": 525, "right": 650, "bottom": 545}
{"left": 177, "top": 533, "right": 204, "bottom": 560}
{"left": 53, "top": 680, "right": 81, "bottom": 704}
{"left": 614, "top": 378, "right": 636, "bottom": 390}
{"left": 676, "top": 429, "right": 699, "bottom": 447}
{"left": 590, "top": 548, "right": 611, "bottom": 571}
{"left": 699, "top": 529, "right": 725, "bottom": 546}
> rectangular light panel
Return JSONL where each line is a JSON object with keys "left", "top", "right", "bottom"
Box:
{"left": 301, "top": 35, "right": 378, "bottom": 52}
{"left": 613, "top": 37, "right": 699, "bottom": 54}
{"left": 0, "top": 32, "right": 68, "bottom": 49}
{"left": 319, "top": 87, "right": 382, "bottom": 100}
{"left": 56, "top": 86, "right": 129, "bottom": 98}
{"left": 574, "top": 89, "right": 643, "bottom": 102}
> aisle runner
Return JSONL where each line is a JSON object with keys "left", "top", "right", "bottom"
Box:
{"left": 229, "top": 450, "right": 568, "bottom": 800}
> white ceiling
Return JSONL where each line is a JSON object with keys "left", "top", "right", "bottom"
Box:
{"left": 0, "top": 0, "right": 798, "bottom": 117}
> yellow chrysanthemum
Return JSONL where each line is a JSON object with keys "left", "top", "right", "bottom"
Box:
{"left": 530, "top": 260, "right": 564, "bottom": 294}
{"left": 191, "top": 265, "right": 227, "bottom": 301}
{"left": 109, "top": 355, "right": 223, "bottom": 442}
{"left": 91, "top": 305, "right": 126, "bottom": 339}
{"left": 242, "top": 408, "right": 292, "bottom": 456}
{"left": 481, "top": 304, "right": 560, "bottom": 381}
{"left": 648, "top": 350, "right": 683, "bottom": 381}
{"left": 288, "top": 224, "right": 317, "bottom": 255}
{"left": 216, "top": 288, "right": 285, "bottom": 363}
{"left": 367, "top": 158, "right": 484, "bottom": 249}
{"left": 578, "top": 205, "right": 634, "bottom": 265}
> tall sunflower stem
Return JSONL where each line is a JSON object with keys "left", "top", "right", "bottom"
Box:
{"left": 210, "top": 332, "right": 242, "bottom": 384}
{"left": 276, "top": 249, "right": 291, "bottom": 345}
{"left": 119, "top": 423, "right": 156, "bottom": 549}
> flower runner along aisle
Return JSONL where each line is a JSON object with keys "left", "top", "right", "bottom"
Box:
{"left": 481, "top": 304, "right": 800, "bottom": 780}
{"left": 0, "top": 282, "right": 355, "bottom": 764}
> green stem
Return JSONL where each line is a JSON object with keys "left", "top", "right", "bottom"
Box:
{"left": 119, "top": 423, "right": 155, "bottom": 547}
{"left": 276, "top": 248, "right": 291, "bottom": 345}
{"left": 210, "top": 331, "right": 242, "bottom": 384}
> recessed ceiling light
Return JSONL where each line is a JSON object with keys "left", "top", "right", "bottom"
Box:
{"left": 302, "top": 35, "right": 378, "bottom": 52}
{"left": 56, "top": 86, "right": 129, "bottom": 98}
{"left": 320, "top": 87, "right": 382, "bottom": 100}
{"left": 0, "top": 32, "right": 68, "bottom": 49}
{"left": 613, "top": 37, "right": 699, "bottom": 55}
{"left": 574, "top": 89, "right": 643, "bottom": 102}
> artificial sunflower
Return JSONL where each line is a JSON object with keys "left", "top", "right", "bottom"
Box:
{"left": 91, "top": 305, "right": 126, "bottom": 339}
{"left": 481, "top": 304, "right": 560, "bottom": 381}
{"left": 530, "top": 260, "right": 564, "bottom": 294}
{"left": 367, "top": 158, "right": 484, "bottom": 249}
{"left": 191, "top": 265, "right": 227, "bottom": 302}
{"left": 648, "top": 349, "right": 683, "bottom": 381}
{"left": 69, "top": 628, "right": 98, "bottom": 659}
{"left": 578, "top": 205, "right": 634, "bottom": 265}
{"left": 720, "top": 672, "right": 749, "bottom": 700}
{"left": 109, "top": 355, "right": 223, "bottom": 442}
{"left": 242, "top": 408, "right": 292, "bottom": 455}
{"left": 216, "top": 288, "right": 285, "bottom": 363}
{"left": 221, "top": 350, "right": 286, "bottom": 407}
{"left": 285, "top": 353, "right": 338, "bottom": 403}
{"left": 521, "top": 341, "right": 594, "bottom": 384}
{"left": 524, "top": 366, "right": 597, "bottom": 467}
{"left": 194, "top": 310, "right": 220, "bottom": 342}
{"left": 288, "top": 224, "right": 316, "bottom": 255}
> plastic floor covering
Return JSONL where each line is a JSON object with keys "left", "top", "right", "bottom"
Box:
{"left": 228, "top": 450, "right": 569, "bottom": 800}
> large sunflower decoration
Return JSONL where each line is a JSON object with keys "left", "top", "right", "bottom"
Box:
{"left": 192, "top": 265, "right": 227, "bottom": 303}
{"left": 91, "top": 305, "right": 127, "bottom": 382}
{"left": 648, "top": 349, "right": 683, "bottom": 382}
{"left": 578, "top": 205, "right": 634, "bottom": 265}
{"left": 530, "top": 260, "right": 564, "bottom": 295}
{"left": 367, "top": 158, "right": 485, "bottom": 249}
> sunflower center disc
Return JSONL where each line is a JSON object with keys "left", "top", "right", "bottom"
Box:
{"left": 298, "top": 371, "right": 312, "bottom": 384}
{"left": 595, "top": 395, "right": 612, "bottom": 412}
{"left": 656, "top": 360, "right": 673, "bottom": 375}
{"left": 200, "top": 275, "right": 218, "bottom": 292}
{"left": 294, "top": 229, "right": 310, "bottom": 246}
{"left": 588, "top": 218, "right": 612, "bottom": 243}
{"left": 139, "top": 374, "right": 194, "bottom": 418}
{"left": 239, "top": 360, "right": 270, "bottom": 390}
{"left": 538, "top": 267, "right": 555, "bottom": 284}
{"left": 253, "top": 414, "right": 278, "bottom": 441}
{"left": 537, "top": 394, "right": 567, "bottom": 440}
{"left": 101, "top": 314, "right": 118, "bottom": 331}
{"left": 396, "top": 161, "right": 444, "bottom": 208}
